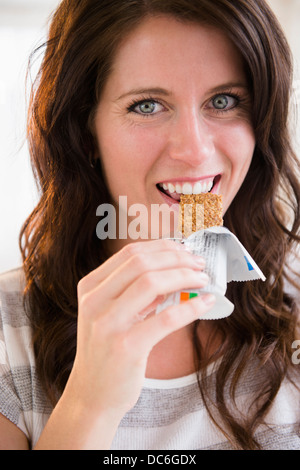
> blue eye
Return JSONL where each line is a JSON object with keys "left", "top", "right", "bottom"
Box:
{"left": 138, "top": 101, "right": 156, "bottom": 114}
{"left": 128, "top": 99, "right": 164, "bottom": 115}
{"left": 210, "top": 94, "right": 238, "bottom": 111}
{"left": 213, "top": 95, "right": 228, "bottom": 109}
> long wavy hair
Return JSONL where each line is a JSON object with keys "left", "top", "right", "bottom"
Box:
{"left": 20, "top": 0, "right": 300, "bottom": 449}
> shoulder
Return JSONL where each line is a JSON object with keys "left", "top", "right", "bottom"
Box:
{"left": 0, "top": 266, "right": 30, "bottom": 328}
{"left": 0, "top": 268, "right": 51, "bottom": 447}
{"left": 0, "top": 266, "right": 25, "bottom": 290}
{"left": 0, "top": 266, "right": 26, "bottom": 303}
{"left": 0, "top": 266, "right": 25, "bottom": 292}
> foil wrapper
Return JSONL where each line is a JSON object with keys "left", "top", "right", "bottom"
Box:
{"left": 156, "top": 227, "right": 266, "bottom": 320}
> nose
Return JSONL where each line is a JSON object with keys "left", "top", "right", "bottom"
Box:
{"left": 167, "top": 109, "right": 215, "bottom": 166}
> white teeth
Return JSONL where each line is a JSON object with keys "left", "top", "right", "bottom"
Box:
{"left": 168, "top": 183, "right": 175, "bottom": 193}
{"left": 160, "top": 178, "right": 214, "bottom": 196}
{"left": 192, "top": 182, "right": 202, "bottom": 194}
{"left": 182, "top": 183, "right": 193, "bottom": 194}
{"left": 175, "top": 183, "right": 181, "bottom": 193}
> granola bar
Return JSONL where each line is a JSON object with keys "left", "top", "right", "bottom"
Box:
{"left": 179, "top": 193, "right": 223, "bottom": 237}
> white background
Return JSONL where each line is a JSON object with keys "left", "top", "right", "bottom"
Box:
{"left": 0, "top": 0, "right": 299, "bottom": 273}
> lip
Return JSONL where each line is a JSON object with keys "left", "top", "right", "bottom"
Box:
{"left": 157, "top": 186, "right": 181, "bottom": 208}
{"left": 157, "top": 174, "right": 218, "bottom": 185}
{"left": 156, "top": 175, "right": 222, "bottom": 207}
{"left": 156, "top": 174, "right": 222, "bottom": 203}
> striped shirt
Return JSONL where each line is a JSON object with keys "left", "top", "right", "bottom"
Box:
{"left": 0, "top": 267, "right": 299, "bottom": 449}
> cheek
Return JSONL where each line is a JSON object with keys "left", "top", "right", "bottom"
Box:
{"left": 218, "top": 122, "right": 255, "bottom": 211}
{"left": 97, "top": 123, "right": 164, "bottom": 191}
{"left": 109, "top": 126, "right": 164, "bottom": 167}
{"left": 219, "top": 121, "right": 255, "bottom": 171}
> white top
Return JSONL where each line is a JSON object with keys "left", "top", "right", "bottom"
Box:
{"left": 0, "top": 267, "right": 299, "bottom": 450}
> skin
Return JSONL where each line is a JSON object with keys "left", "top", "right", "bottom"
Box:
{"left": 95, "top": 16, "right": 255, "bottom": 247}
{"left": 0, "top": 16, "right": 255, "bottom": 450}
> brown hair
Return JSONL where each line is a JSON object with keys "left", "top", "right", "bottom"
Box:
{"left": 20, "top": 0, "right": 300, "bottom": 449}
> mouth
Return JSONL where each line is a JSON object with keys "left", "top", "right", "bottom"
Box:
{"left": 156, "top": 175, "right": 221, "bottom": 203}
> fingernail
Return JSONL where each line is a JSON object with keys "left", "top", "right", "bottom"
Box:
{"left": 202, "top": 293, "right": 216, "bottom": 305}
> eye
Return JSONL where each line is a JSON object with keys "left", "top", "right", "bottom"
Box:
{"left": 138, "top": 101, "right": 156, "bottom": 114}
{"left": 209, "top": 94, "right": 239, "bottom": 111}
{"left": 128, "top": 99, "right": 165, "bottom": 115}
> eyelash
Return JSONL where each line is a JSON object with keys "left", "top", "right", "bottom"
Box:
{"left": 127, "top": 96, "right": 165, "bottom": 116}
{"left": 127, "top": 91, "right": 244, "bottom": 118}
{"left": 209, "top": 91, "right": 243, "bottom": 115}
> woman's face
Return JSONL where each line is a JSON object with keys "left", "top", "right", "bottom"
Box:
{"left": 94, "top": 16, "right": 255, "bottom": 241}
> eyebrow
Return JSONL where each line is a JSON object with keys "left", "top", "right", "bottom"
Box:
{"left": 117, "top": 87, "right": 171, "bottom": 101}
{"left": 208, "top": 82, "right": 249, "bottom": 94}
{"left": 116, "top": 82, "right": 249, "bottom": 101}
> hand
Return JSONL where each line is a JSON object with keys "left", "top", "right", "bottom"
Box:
{"left": 67, "top": 239, "right": 215, "bottom": 421}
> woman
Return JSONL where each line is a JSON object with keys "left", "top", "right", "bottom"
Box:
{"left": 0, "top": 0, "right": 299, "bottom": 450}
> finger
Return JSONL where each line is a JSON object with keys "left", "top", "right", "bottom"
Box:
{"left": 132, "top": 294, "right": 167, "bottom": 320}
{"left": 131, "top": 293, "right": 216, "bottom": 353}
{"left": 91, "top": 249, "right": 205, "bottom": 301}
{"left": 78, "top": 239, "right": 187, "bottom": 294}
{"left": 112, "top": 268, "right": 210, "bottom": 325}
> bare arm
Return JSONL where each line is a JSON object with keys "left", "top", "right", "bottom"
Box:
{"left": 3, "top": 239, "right": 215, "bottom": 450}
{"left": 0, "top": 413, "right": 29, "bottom": 450}
{"left": 33, "top": 391, "right": 121, "bottom": 450}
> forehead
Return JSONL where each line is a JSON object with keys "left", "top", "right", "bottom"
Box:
{"left": 105, "top": 15, "right": 246, "bottom": 95}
